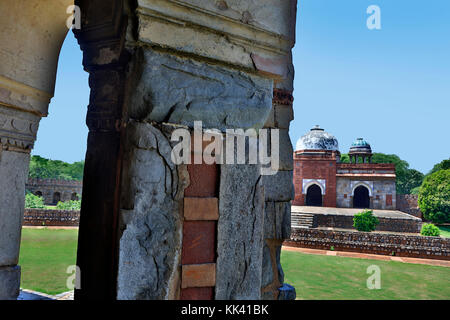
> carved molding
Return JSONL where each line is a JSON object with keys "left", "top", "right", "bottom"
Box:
{"left": 0, "top": 108, "right": 40, "bottom": 153}
{"left": 0, "top": 75, "right": 52, "bottom": 117}
{"left": 133, "top": 0, "right": 295, "bottom": 78}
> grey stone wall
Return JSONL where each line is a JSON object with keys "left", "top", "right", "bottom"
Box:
{"left": 288, "top": 228, "right": 450, "bottom": 260}
{"left": 117, "top": 121, "right": 188, "bottom": 300}
{"left": 26, "top": 179, "right": 82, "bottom": 205}
{"left": 336, "top": 178, "right": 396, "bottom": 210}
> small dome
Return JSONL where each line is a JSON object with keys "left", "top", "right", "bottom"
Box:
{"left": 349, "top": 138, "right": 372, "bottom": 154}
{"left": 296, "top": 125, "right": 339, "bottom": 151}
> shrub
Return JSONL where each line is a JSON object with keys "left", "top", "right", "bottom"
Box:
{"left": 418, "top": 169, "right": 450, "bottom": 223}
{"left": 353, "top": 210, "right": 379, "bottom": 232}
{"left": 25, "top": 192, "right": 46, "bottom": 209}
{"left": 56, "top": 200, "right": 81, "bottom": 211}
{"left": 420, "top": 223, "right": 441, "bottom": 237}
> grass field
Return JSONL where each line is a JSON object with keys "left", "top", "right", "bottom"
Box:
{"left": 438, "top": 225, "right": 450, "bottom": 238}
{"left": 281, "top": 250, "right": 450, "bottom": 300}
{"left": 18, "top": 228, "right": 450, "bottom": 299}
{"left": 19, "top": 228, "right": 78, "bottom": 295}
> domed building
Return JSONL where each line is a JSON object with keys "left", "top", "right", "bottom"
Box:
{"left": 293, "top": 126, "right": 397, "bottom": 210}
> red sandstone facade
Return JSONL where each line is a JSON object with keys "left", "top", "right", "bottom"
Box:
{"left": 293, "top": 127, "right": 397, "bottom": 210}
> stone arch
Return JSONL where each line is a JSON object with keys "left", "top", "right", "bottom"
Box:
{"left": 302, "top": 180, "right": 325, "bottom": 195}
{"left": 353, "top": 185, "right": 370, "bottom": 209}
{"left": 35, "top": 191, "right": 43, "bottom": 197}
{"left": 71, "top": 192, "right": 79, "bottom": 201}
{"left": 305, "top": 184, "right": 323, "bottom": 207}
{"left": 351, "top": 182, "right": 373, "bottom": 197}
{"left": 53, "top": 192, "right": 62, "bottom": 205}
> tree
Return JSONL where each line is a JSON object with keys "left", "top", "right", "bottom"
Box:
{"left": 418, "top": 169, "right": 450, "bottom": 224}
{"left": 28, "top": 155, "right": 84, "bottom": 181}
{"left": 339, "top": 153, "right": 424, "bottom": 194}
{"left": 428, "top": 158, "right": 450, "bottom": 176}
{"left": 25, "top": 192, "right": 46, "bottom": 209}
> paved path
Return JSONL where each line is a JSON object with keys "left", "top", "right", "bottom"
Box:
{"left": 283, "top": 246, "right": 450, "bottom": 267}
{"left": 291, "top": 205, "right": 421, "bottom": 221}
{"left": 18, "top": 289, "right": 74, "bottom": 300}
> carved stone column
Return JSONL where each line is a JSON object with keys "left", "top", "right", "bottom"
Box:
{"left": 0, "top": 0, "right": 71, "bottom": 300}
{"left": 0, "top": 107, "right": 41, "bottom": 300}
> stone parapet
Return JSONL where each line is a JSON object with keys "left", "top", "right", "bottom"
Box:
{"left": 287, "top": 228, "right": 450, "bottom": 260}
{"left": 23, "top": 209, "right": 80, "bottom": 227}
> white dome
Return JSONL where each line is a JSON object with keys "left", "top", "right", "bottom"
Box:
{"left": 296, "top": 125, "right": 339, "bottom": 151}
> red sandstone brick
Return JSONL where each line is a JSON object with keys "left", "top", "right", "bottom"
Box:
{"left": 185, "top": 163, "right": 218, "bottom": 197}
{"left": 180, "top": 287, "right": 214, "bottom": 300}
{"left": 182, "top": 221, "right": 216, "bottom": 265}
{"left": 386, "top": 194, "right": 393, "bottom": 206}
{"left": 181, "top": 263, "right": 216, "bottom": 289}
{"left": 184, "top": 198, "right": 219, "bottom": 221}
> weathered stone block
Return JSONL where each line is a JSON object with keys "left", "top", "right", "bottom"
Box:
{"left": 262, "top": 170, "right": 294, "bottom": 202}
{"left": 117, "top": 121, "right": 187, "bottom": 300}
{"left": 216, "top": 163, "right": 264, "bottom": 300}
{"left": 127, "top": 48, "right": 273, "bottom": 131}
{"left": 0, "top": 265, "right": 20, "bottom": 300}
{"left": 278, "top": 283, "right": 296, "bottom": 300}
{"left": 264, "top": 202, "right": 291, "bottom": 240}
{"left": 0, "top": 150, "right": 29, "bottom": 266}
{"left": 274, "top": 104, "right": 294, "bottom": 129}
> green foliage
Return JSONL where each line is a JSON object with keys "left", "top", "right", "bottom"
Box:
{"left": 25, "top": 192, "right": 46, "bottom": 209}
{"left": 353, "top": 210, "right": 379, "bottom": 232}
{"left": 410, "top": 186, "right": 421, "bottom": 195}
{"left": 418, "top": 169, "right": 450, "bottom": 223}
{"left": 420, "top": 223, "right": 441, "bottom": 237}
{"left": 29, "top": 155, "right": 84, "bottom": 181}
{"left": 340, "top": 153, "right": 424, "bottom": 194}
{"left": 56, "top": 200, "right": 81, "bottom": 211}
{"left": 339, "top": 154, "right": 350, "bottom": 163}
{"left": 428, "top": 158, "right": 450, "bottom": 176}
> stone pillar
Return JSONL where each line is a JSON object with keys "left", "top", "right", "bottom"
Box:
{"left": 0, "top": 0, "right": 71, "bottom": 299}
{"left": 0, "top": 110, "right": 37, "bottom": 299}
{"left": 73, "top": 0, "right": 297, "bottom": 300}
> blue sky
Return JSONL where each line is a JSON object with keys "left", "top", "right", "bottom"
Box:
{"left": 33, "top": 0, "right": 449, "bottom": 173}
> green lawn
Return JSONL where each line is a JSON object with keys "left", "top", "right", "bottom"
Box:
{"left": 19, "top": 228, "right": 78, "bottom": 295}
{"left": 282, "top": 250, "right": 450, "bottom": 300}
{"left": 438, "top": 225, "right": 450, "bottom": 238}
{"left": 18, "top": 228, "right": 450, "bottom": 299}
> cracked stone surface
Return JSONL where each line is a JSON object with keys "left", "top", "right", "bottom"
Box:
{"left": 127, "top": 48, "right": 273, "bottom": 131}
{"left": 117, "top": 121, "right": 188, "bottom": 300}
{"left": 216, "top": 161, "right": 264, "bottom": 300}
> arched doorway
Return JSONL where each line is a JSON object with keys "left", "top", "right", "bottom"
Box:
{"left": 71, "top": 193, "right": 79, "bottom": 201}
{"left": 52, "top": 192, "right": 61, "bottom": 205}
{"left": 306, "top": 184, "right": 322, "bottom": 206}
{"left": 353, "top": 186, "right": 370, "bottom": 209}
